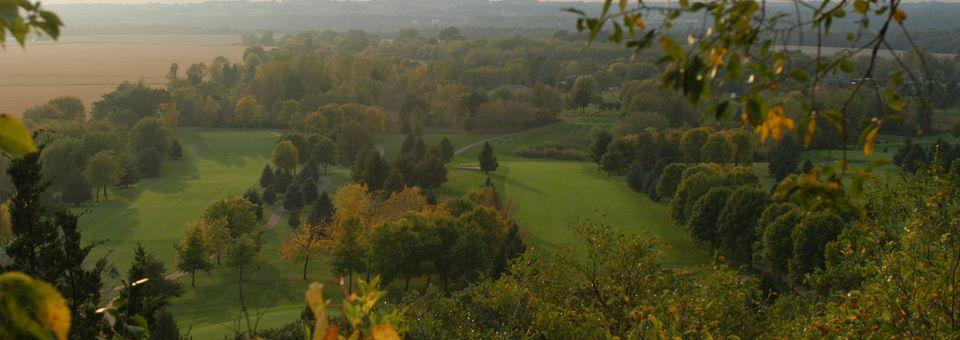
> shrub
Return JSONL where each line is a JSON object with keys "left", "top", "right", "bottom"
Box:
{"left": 513, "top": 140, "right": 589, "bottom": 161}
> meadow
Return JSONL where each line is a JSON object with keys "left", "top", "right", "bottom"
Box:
{"left": 0, "top": 34, "right": 243, "bottom": 115}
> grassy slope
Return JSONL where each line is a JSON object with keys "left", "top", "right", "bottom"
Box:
{"left": 445, "top": 115, "right": 709, "bottom": 267}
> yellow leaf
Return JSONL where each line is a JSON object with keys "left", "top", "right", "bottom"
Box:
{"left": 805, "top": 117, "right": 816, "bottom": 148}
{"left": 755, "top": 105, "right": 796, "bottom": 143}
{"left": 774, "top": 59, "right": 785, "bottom": 75}
{"left": 0, "top": 272, "right": 71, "bottom": 340}
{"left": 305, "top": 282, "right": 329, "bottom": 340}
{"left": 894, "top": 9, "right": 906, "bottom": 24}
{"left": 0, "top": 114, "right": 37, "bottom": 156}
{"left": 619, "top": 0, "right": 628, "bottom": 14}
{"left": 371, "top": 324, "right": 402, "bottom": 340}
{"left": 632, "top": 17, "right": 645, "bottom": 30}
{"left": 863, "top": 125, "right": 879, "bottom": 157}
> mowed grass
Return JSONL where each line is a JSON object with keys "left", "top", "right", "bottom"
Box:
{"left": 445, "top": 115, "right": 710, "bottom": 267}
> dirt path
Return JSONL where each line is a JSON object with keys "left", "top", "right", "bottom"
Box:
{"left": 454, "top": 126, "right": 548, "bottom": 156}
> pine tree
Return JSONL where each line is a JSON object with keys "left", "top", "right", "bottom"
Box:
{"left": 438, "top": 137, "right": 456, "bottom": 163}
{"left": 414, "top": 147, "right": 448, "bottom": 190}
{"left": 288, "top": 208, "right": 302, "bottom": 229}
{"left": 126, "top": 244, "right": 183, "bottom": 325}
{"left": 284, "top": 182, "right": 305, "bottom": 212}
{"left": 263, "top": 186, "right": 277, "bottom": 205}
{"left": 626, "top": 161, "right": 645, "bottom": 191}
{"left": 301, "top": 178, "right": 319, "bottom": 204}
{"left": 260, "top": 164, "right": 274, "bottom": 188}
{"left": 3, "top": 152, "right": 108, "bottom": 338}
{"left": 243, "top": 188, "right": 264, "bottom": 220}
{"left": 169, "top": 139, "right": 183, "bottom": 160}
{"left": 307, "top": 191, "right": 335, "bottom": 226}
{"left": 479, "top": 142, "right": 499, "bottom": 174}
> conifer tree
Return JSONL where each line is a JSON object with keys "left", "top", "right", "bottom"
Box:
{"left": 479, "top": 142, "right": 499, "bottom": 174}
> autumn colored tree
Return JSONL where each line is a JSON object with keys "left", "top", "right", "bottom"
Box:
{"left": 280, "top": 224, "right": 325, "bottom": 280}
{"left": 83, "top": 150, "right": 123, "bottom": 202}
{"left": 272, "top": 140, "right": 300, "bottom": 175}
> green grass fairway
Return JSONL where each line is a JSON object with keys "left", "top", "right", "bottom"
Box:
{"left": 445, "top": 116, "right": 710, "bottom": 267}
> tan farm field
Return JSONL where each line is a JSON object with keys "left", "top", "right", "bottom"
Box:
{"left": 0, "top": 34, "right": 243, "bottom": 115}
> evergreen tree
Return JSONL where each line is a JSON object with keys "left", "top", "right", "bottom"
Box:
{"left": 169, "top": 139, "right": 183, "bottom": 160}
{"left": 767, "top": 134, "right": 803, "bottom": 183}
{"left": 273, "top": 169, "right": 293, "bottom": 194}
{"left": 479, "top": 142, "right": 499, "bottom": 174}
{"left": 588, "top": 128, "right": 613, "bottom": 166}
{"left": 438, "top": 137, "right": 456, "bottom": 163}
{"left": 2, "top": 152, "right": 108, "bottom": 338}
{"left": 351, "top": 147, "right": 390, "bottom": 191}
{"left": 626, "top": 162, "right": 645, "bottom": 191}
{"left": 307, "top": 191, "right": 335, "bottom": 226}
{"left": 263, "top": 186, "right": 277, "bottom": 205}
{"left": 414, "top": 147, "right": 448, "bottom": 190}
{"left": 288, "top": 208, "right": 302, "bottom": 229}
{"left": 151, "top": 309, "right": 179, "bottom": 340}
{"left": 301, "top": 178, "right": 319, "bottom": 204}
{"left": 284, "top": 182, "right": 305, "bottom": 212}
{"left": 801, "top": 159, "right": 814, "bottom": 174}
{"left": 260, "top": 164, "right": 274, "bottom": 188}
{"left": 243, "top": 188, "right": 264, "bottom": 220}
{"left": 126, "top": 244, "right": 184, "bottom": 325}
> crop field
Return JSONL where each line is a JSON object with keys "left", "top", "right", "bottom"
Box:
{"left": 0, "top": 34, "right": 243, "bottom": 115}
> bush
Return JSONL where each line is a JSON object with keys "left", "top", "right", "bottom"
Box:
{"left": 513, "top": 140, "right": 589, "bottom": 161}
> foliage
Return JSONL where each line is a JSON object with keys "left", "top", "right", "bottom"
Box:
{"left": 272, "top": 140, "right": 300, "bottom": 175}
{"left": 136, "top": 147, "right": 163, "bottom": 178}
{"left": 687, "top": 186, "right": 732, "bottom": 255}
{"left": 588, "top": 128, "right": 613, "bottom": 165}
{"left": 175, "top": 221, "right": 211, "bottom": 288}
{"left": 655, "top": 163, "right": 686, "bottom": 199}
{"left": 130, "top": 117, "right": 171, "bottom": 155}
{"left": 0, "top": 272, "right": 70, "bottom": 340}
{"left": 478, "top": 142, "right": 498, "bottom": 174}
{"left": 513, "top": 140, "right": 589, "bottom": 161}
{"left": 280, "top": 224, "right": 325, "bottom": 281}
{"left": 203, "top": 197, "right": 259, "bottom": 237}
{"left": 767, "top": 134, "right": 803, "bottom": 183}
{"left": 716, "top": 186, "right": 772, "bottom": 263}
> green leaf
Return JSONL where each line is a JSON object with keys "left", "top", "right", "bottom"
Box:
{"left": 0, "top": 114, "right": 37, "bottom": 156}
{"left": 790, "top": 70, "right": 810, "bottom": 83}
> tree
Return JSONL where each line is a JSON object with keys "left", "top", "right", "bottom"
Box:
{"left": 727, "top": 129, "right": 755, "bottom": 166}
{"left": 789, "top": 211, "right": 845, "bottom": 286}
{"left": 137, "top": 147, "right": 163, "bottom": 178}
{"left": 301, "top": 178, "right": 319, "bottom": 205}
{"left": 351, "top": 147, "right": 390, "bottom": 191}
{"left": 768, "top": 134, "right": 803, "bottom": 183}
{"left": 260, "top": 164, "right": 274, "bottom": 188}
{"left": 337, "top": 121, "right": 371, "bottom": 165}
{"left": 414, "top": 147, "right": 449, "bottom": 190}
{"left": 243, "top": 188, "right": 264, "bottom": 220}
{"left": 330, "top": 216, "right": 367, "bottom": 294}
{"left": 655, "top": 163, "right": 687, "bottom": 198}
{"left": 687, "top": 187, "right": 733, "bottom": 256}
{"left": 125, "top": 244, "right": 183, "bottom": 325}
{"left": 700, "top": 133, "right": 734, "bottom": 164}
{"left": 670, "top": 169, "right": 723, "bottom": 224}
{"left": 368, "top": 213, "right": 442, "bottom": 291}
{"left": 438, "top": 137, "right": 456, "bottom": 163}
{"left": 233, "top": 96, "right": 263, "bottom": 128}
{"left": 204, "top": 197, "right": 259, "bottom": 237}
{"left": 589, "top": 128, "right": 613, "bottom": 165}
{"left": 600, "top": 138, "right": 636, "bottom": 175}
{"left": 280, "top": 224, "right": 325, "bottom": 280}
{"left": 680, "top": 128, "right": 711, "bottom": 163}
{"left": 83, "top": 150, "right": 123, "bottom": 202}
{"left": 288, "top": 208, "right": 302, "bottom": 229}
{"left": 226, "top": 234, "right": 258, "bottom": 282}
{"left": 760, "top": 206, "right": 801, "bottom": 279}
{"left": 117, "top": 155, "right": 140, "bottom": 188}
{"left": 438, "top": 26, "right": 462, "bottom": 40}
{"left": 716, "top": 186, "right": 772, "bottom": 263}
{"left": 307, "top": 191, "right": 335, "bottom": 226}
{"left": 313, "top": 136, "right": 336, "bottom": 174}
{"left": 169, "top": 139, "right": 183, "bottom": 160}
{"left": 401, "top": 132, "right": 427, "bottom": 162}
{"left": 3, "top": 152, "right": 107, "bottom": 339}
{"left": 273, "top": 140, "right": 300, "bottom": 175}
{"left": 130, "top": 117, "right": 171, "bottom": 155}
{"left": 284, "top": 182, "right": 305, "bottom": 213}
{"left": 626, "top": 162, "right": 645, "bottom": 191}
{"left": 151, "top": 310, "right": 179, "bottom": 340}
{"left": 479, "top": 142, "right": 499, "bottom": 174}
{"left": 569, "top": 75, "right": 600, "bottom": 110}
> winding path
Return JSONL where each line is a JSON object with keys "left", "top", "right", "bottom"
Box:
{"left": 454, "top": 126, "right": 548, "bottom": 156}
